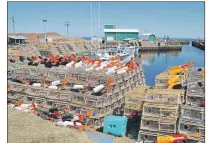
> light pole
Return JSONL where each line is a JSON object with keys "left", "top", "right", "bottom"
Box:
{"left": 11, "top": 16, "right": 15, "bottom": 34}
{"left": 11, "top": 16, "right": 16, "bottom": 44}
{"left": 43, "top": 20, "right": 47, "bottom": 42}
{"left": 65, "top": 21, "right": 70, "bottom": 38}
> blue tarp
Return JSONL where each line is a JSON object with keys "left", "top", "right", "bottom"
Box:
{"left": 88, "top": 134, "right": 114, "bottom": 143}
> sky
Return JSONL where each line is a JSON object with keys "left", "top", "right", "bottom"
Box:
{"left": 8, "top": 1, "right": 204, "bottom": 39}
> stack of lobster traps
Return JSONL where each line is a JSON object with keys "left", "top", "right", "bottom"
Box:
{"left": 178, "top": 67, "right": 205, "bottom": 143}
{"left": 124, "top": 85, "right": 150, "bottom": 116}
{"left": 155, "top": 70, "right": 185, "bottom": 89}
{"left": 8, "top": 59, "right": 146, "bottom": 127}
{"left": 139, "top": 88, "right": 185, "bottom": 142}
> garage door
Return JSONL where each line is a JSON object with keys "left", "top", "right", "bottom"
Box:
{"left": 107, "top": 36, "right": 114, "bottom": 41}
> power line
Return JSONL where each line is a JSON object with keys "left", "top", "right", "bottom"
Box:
{"left": 65, "top": 21, "right": 70, "bottom": 38}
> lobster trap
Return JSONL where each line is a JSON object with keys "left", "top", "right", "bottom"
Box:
{"left": 145, "top": 88, "right": 185, "bottom": 105}
{"left": 178, "top": 118, "right": 205, "bottom": 140}
{"left": 180, "top": 105, "right": 204, "bottom": 123}
{"left": 186, "top": 83, "right": 204, "bottom": 107}
{"left": 155, "top": 70, "right": 185, "bottom": 89}
{"left": 140, "top": 116, "right": 178, "bottom": 133}
{"left": 142, "top": 102, "right": 179, "bottom": 119}
{"left": 124, "top": 86, "right": 149, "bottom": 115}
{"left": 139, "top": 129, "right": 173, "bottom": 143}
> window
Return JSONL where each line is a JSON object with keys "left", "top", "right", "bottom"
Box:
{"left": 113, "top": 125, "right": 116, "bottom": 128}
{"left": 109, "top": 125, "right": 112, "bottom": 128}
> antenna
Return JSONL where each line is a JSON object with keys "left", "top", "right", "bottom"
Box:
{"left": 11, "top": 16, "right": 15, "bottom": 34}
{"left": 65, "top": 21, "right": 70, "bottom": 38}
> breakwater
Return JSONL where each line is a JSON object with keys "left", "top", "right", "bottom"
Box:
{"left": 192, "top": 41, "right": 205, "bottom": 50}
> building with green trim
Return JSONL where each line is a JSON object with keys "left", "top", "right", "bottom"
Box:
{"left": 104, "top": 24, "right": 139, "bottom": 41}
{"left": 140, "top": 33, "right": 157, "bottom": 44}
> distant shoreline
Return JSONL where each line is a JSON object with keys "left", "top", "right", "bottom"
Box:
{"left": 81, "top": 37, "right": 203, "bottom": 41}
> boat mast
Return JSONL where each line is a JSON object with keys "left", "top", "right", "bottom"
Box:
{"left": 94, "top": 4, "right": 96, "bottom": 39}
{"left": 91, "top": 2, "right": 92, "bottom": 49}
{"left": 98, "top": 2, "right": 100, "bottom": 49}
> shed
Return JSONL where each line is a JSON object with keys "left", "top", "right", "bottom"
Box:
{"left": 39, "top": 35, "right": 53, "bottom": 43}
{"left": 104, "top": 29, "right": 139, "bottom": 41}
{"left": 140, "top": 33, "right": 157, "bottom": 44}
{"left": 8, "top": 35, "right": 28, "bottom": 45}
{"left": 104, "top": 24, "right": 139, "bottom": 41}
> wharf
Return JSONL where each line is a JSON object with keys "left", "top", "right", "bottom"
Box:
{"left": 139, "top": 45, "right": 182, "bottom": 51}
{"left": 178, "top": 40, "right": 189, "bottom": 45}
{"left": 192, "top": 41, "right": 205, "bottom": 50}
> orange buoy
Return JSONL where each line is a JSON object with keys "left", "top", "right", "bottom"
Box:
{"left": 8, "top": 87, "right": 11, "bottom": 93}
{"left": 87, "top": 109, "right": 93, "bottom": 117}
{"left": 157, "top": 133, "right": 200, "bottom": 143}
{"left": 202, "top": 70, "right": 205, "bottom": 78}
{"left": 18, "top": 100, "right": 23, "bottom": 107}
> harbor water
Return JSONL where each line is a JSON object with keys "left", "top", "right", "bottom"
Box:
{"left": 86, "top": 39, "right": 204, "bottom": 86}
{"left": 136, "top": 43, "right": 205, "bottom": 86}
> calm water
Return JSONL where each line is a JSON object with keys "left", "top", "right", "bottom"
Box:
{"left": 137, "top": 44, "right": 205, "bottom": 86}
{"left": 86, "top": 38, "right": 205, "bottom": 86}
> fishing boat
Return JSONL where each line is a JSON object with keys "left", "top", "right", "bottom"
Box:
{"left": 95, "top": 43, "right": 139, "bottom": 60}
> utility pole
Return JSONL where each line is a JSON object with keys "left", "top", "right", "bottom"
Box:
{"left": 11, "top": 16, "right": 15, "bottom": 34}
{"left": 43, "top": 20, "right": 47, "bottom": 42}
{"left": 65, "top": 21, "right": 70, "bottom": 38}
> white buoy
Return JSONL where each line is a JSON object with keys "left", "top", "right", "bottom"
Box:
{"left": 117, "top": 69, "right": 127, "bottom": 74}
{"left": 108, "top": 66, "right": 116, "bottom": 72}
{"left": 51, "top": 80, "right": 61, "bottom": 86}
{"left": 56, "top": 121, "right": 82, "bottom": 127}
{"left": 15, "top": 106, "right": 23, "bottom": 111}
{"left": 32, "top": 83, "right": 41, "bottom": 87}
{"left": 21, "top": 104, "right": 31, "bottom": 109}
{"left": 73, "top": 85, "right": 84, "bottom": 89}
{"left": 66, "top": 61, "right": 75, "bottom": 68}
{"left": 106, "top": 70, "right": 115, "bottom": 75}
{"left": 93, "top": 84, "right": 105, "bottom": 93}
{"left": 101, "top": 61, "right": 109, "bottom": 66}
{"left": 23, "top": 109, "right": 30, "bottom": 113}
{"left": 74, "top": 61, "right": 82, "bottom": 68}
{"left": 56, "top": 121, "right": 66, "bottom": 127}
{"left": 85, "top": 66, "right": 94, "bottom": 72}
{"left": 48, "top": 85, "right": 58, "bottom": 90}
{"left": 8, "top": 104, "right": 15, "bottom": 108}
{"left": 75, "top": 63, "right": 82, "bottom": 69}
{"left": 117, "top": 66, "right": 128, "bottom": 71}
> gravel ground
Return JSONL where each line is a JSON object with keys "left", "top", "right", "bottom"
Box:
{"left": 8, "top": 108, "right": 94, "bottom": 143}
{"left": 8, "top": 108, "right": 133, "bottom": 143}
